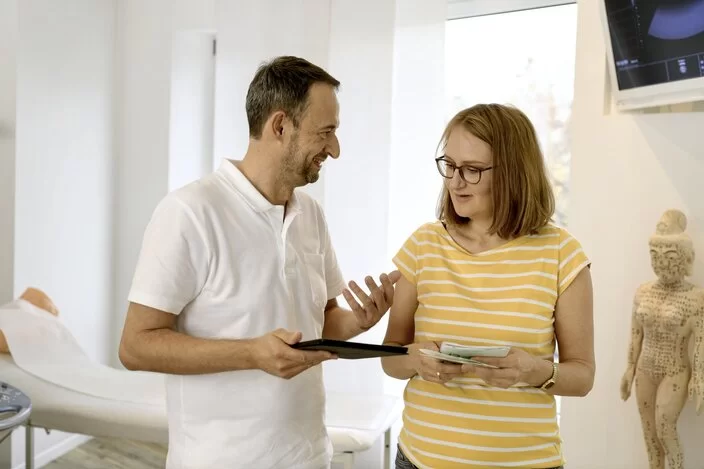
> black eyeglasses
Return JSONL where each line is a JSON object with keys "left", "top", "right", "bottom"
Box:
{"left": 435, "top": 156, "right": 494, "bottom": 184}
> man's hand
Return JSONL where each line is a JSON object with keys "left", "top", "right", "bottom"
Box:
{"left": 341, "top": 270, "right": 401, "bottom": 331}
{"left": 252, "top": 329, "right": 336, "bottom": 379}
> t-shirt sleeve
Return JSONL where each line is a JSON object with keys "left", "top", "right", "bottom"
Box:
{"left": 318, "top": 206, "right": 347, "bottom": 300}
{"left": 392, "top": 227, "right": 422, "bottom": 285}
{"left": 127, "top": 195, "right": 210, "bottom": 314}
{"left": 557, "top": 228, "right": 591, "bottom": 296}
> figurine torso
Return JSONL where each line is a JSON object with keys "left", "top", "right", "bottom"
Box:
{"left": 636, "top": 282, "right": 702, "bottom": 380}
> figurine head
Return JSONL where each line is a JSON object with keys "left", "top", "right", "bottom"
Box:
{"left": 648, "top": 209, "right": 694, "bottom": 284}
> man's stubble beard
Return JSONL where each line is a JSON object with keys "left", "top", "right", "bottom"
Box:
{"left": 281, "top": 132, "right": 319, "bottom": 187}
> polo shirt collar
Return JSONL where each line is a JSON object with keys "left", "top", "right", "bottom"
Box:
{"left": 219, "top": 159, "right": 303, "bottom": 215}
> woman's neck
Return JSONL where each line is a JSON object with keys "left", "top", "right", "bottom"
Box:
{"left": 448, "top": 218, "right": 509, "bottom": 254}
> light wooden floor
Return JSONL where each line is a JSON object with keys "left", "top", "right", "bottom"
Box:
{"left": 43, "top": 437, "right": 167, "bottom": 469}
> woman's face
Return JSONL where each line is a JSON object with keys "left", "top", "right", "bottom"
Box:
{"left": 443, "top": 127, "right": 494, "bottom": 221}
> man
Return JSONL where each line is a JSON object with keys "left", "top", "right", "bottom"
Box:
{"left": 118, "top": 56, "right": 400, "bottom": 469}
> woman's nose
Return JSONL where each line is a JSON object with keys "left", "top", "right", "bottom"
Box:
{"left": 448, "top": 170, "right": 464, "bottom": 189}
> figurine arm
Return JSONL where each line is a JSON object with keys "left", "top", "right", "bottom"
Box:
{"left": 690, "top": 306, "right": 704, "bottom": 414}
{"left": 627, "top": 292, "right": 644, "bottom": 371}
{"left": 621, "top": 291, "right": 643, "bottom": 401}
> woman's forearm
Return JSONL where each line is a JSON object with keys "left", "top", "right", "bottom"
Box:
{"left": 381, "top": 342, "right": 417, "bottom": 380}
{"left": 545, "top": 359, "right": 595, "bottom": 397}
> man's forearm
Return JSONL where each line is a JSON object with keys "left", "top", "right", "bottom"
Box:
{"left": 322, "top": 306, "right": 363, "bottom": 341}
{"left": 120, "top": 329, "right": 257, "bottom": 375}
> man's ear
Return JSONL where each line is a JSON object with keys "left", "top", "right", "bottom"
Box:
{"left": 269, "top": 111, "right": 286, "bottom": 139}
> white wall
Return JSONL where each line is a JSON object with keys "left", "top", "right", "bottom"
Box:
{"left": 168, "top": 32, "right": 216, "bottom": 192}
{"left": 212, "top": 0, "right": 330, "bottom": 205}
{"left": 322, "top": 0, "right": 397, "bottom": 396}
{"left": 321, "top": 3, "right": 398, "bottom": 465}
{"left": 0, "top": 0, "right": 17, "bottom": 307}
{"left": 111, "top": 0, "right": 173, "bottom": 365}
{"left": 559, "top": 1, "right": 704, "bottom": 468}
{"left": 11, "top": 0, "right": 117, "bottom": 466}
{"left": 0, "top": 3, "right": 17, "bottom": 464}
{"left": 110, "top": 0, "right": 216, "bottom": 363}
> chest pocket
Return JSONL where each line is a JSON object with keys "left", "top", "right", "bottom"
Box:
{"left": 303, "top": 253, "right": 327, "bottom": 310}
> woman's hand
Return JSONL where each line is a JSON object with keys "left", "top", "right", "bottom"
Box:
{"left": 407, "top": 342, "right": 465, "bottom": 384}
{"left": 462, "top": 347, "right": 550, "bottom": 388}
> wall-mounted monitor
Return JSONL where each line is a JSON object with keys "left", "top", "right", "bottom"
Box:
{"left": 600, "top": 0, "right": 704, "bottom": 111}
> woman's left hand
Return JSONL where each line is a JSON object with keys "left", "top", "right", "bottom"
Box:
{"left": 461, "top": 348, "right": 549, "bottom": 388}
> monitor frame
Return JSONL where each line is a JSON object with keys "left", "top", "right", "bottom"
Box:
{"left": 599, "top": 0, "right": 704, "bottom": 111}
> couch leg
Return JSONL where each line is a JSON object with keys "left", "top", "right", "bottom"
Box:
{"left": 25, "top": 423, "right": 34, "bottom": 469}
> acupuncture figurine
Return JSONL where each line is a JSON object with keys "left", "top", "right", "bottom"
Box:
{"left": 620, "top": 209, "right": 704, "bottom": 469}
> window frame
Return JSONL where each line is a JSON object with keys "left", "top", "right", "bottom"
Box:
{"left": 447, "top": 0, "right": 576, "bottom": 20}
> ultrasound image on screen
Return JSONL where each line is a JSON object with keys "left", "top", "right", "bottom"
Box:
{"left": 605, "top": 0, "right": 704, "bottom": 90}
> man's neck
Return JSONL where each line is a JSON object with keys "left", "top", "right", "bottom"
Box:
{"left": 234, "top": 150, "right": 293, "bottom": 206}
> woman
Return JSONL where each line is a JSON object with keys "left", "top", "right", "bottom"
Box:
{"left": 382, "top": 104, "right": 595, "bottom": 469}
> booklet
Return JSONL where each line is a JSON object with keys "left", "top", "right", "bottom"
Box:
{"left": 418, "top": 349, "right": 500, "bottom": 368}
{"left": 439, "top": 342, "right": 510, "bottom": 359}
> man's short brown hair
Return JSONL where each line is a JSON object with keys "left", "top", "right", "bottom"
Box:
{"left": 245, "top": 56, "right": 340, "bottom": 139}
{"left": 436, "top": 103, "right": 555, "bottom": 238}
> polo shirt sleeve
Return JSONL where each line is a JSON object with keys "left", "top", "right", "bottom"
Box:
{"left": 128, "top": 195, "right": 210, "bottom": 315}
{"left": 319, "top": 210, "right": 347, "bottom": 301}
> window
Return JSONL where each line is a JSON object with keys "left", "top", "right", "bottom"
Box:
{"left": 445, "top": 2, "right": 578, "bottom": 226}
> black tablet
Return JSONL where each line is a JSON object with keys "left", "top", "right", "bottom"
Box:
{"left": 292, "top": 339, "right": 408, "bottom": 359}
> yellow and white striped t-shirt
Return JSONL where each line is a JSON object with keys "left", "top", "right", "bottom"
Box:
{"left": 392, "top": 221, "right": 590, "bottom": 469}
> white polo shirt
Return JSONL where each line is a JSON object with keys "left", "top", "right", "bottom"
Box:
{"left": 128, "top": 160, "right": 347, "bottom": 469}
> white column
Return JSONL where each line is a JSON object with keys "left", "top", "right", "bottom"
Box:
{"left": 0, "top": 0, "right": 17, "bottom": 306}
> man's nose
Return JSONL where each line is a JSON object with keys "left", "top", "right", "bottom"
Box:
{"left": 327, "top": 134, "right": 340, "bottom": 159}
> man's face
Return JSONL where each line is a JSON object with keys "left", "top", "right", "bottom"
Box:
{"left": 282, "top": 83, "right": 340, "bottom": 186}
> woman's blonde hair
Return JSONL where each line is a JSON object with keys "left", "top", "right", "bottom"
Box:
{"left": 436, "top": 103, "right": 555, "bottom": 238}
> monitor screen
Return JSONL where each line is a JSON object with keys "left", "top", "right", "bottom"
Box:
{"left": 604, "top": 0, "right": 704, "bottom": 90}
